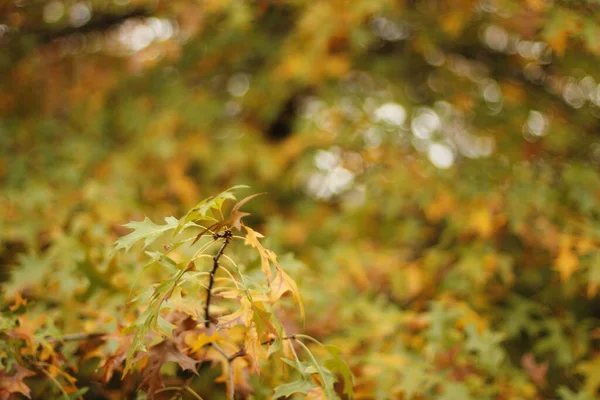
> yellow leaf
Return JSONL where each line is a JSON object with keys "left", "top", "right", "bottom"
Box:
{"left": 555, "top": 235, "right": 579, "bottom": 281}
{"left": 469, "top": 207, "right": 493, "bottom": 238}
{"left": 576, "top": 236, "right": 595, "bottom": 254}
{"left": 276, "top": 53, "right": 305, "bottom": 80}
{"left": 268, "top": 251, "right": 305, "bottom": 321}
{"left": 455, "top": 302, "right": 487, "bottom": 332}
{"left": 577, "top": 355, "right": 600, "bottom": 395}
{"left": 217, "top": 297, "right": 254, "bottom": 329}
{"left": 244, "top": 225, "right": 305, "bottom": 319}
{"left": 374, "top": 353, "right": 408, "bottom": 368}
{"left": 424, "top": 191, "right": 455, "bottom": 222}
{"left": 405, "top": 266, "right": 424, "bottom": 298}
{"left": 185, "top": 332, "right": 219, "bottom": 354}
{"left": 322, "top": 55, "right": 350, "bottom": 77}
{"left": 244, "top": 324, "right": 268, "bottom": 374}
{"left": 244, "top": 225, "right": 273, "bottom": 283}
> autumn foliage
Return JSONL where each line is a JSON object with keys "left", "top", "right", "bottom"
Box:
{"left": 4, "top": 0, "right": 600, "bottom": 399}
{"left": 2, "top": 187, "right": 352, "bottom": 399}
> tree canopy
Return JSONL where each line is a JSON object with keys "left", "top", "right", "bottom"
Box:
{"left": 2, "top": 0, "right": 600, "bottom": 399}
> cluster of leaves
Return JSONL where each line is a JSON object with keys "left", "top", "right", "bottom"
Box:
{"left": 3, "top": 0, "right": 600, "bottom": 399}
{"left": 1, "top": 187, "right": 353, "bottom": 399}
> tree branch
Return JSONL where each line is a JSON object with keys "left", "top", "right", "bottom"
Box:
{"left": 19, "top": 8, "right": 155, "bottom": 44}
{"left": 204, "top": 230, "right": 233, "bottom": 328}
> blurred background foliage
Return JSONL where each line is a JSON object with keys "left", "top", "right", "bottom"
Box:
{"left": 2, "top": 0, "right": 600, "bottom": 398}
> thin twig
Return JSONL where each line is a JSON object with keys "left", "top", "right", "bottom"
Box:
{"left": 157, "top": 385, "right": 205, "bottom": 400}
{"left": 210, "top": 343, "right": 246, "bottom": 400}
{"left": 261, "top": 335, "right": 296, "bottom": 346}
{"left": 175, "top": 377, "right": 193, "bottom": 399}
{"left": 204, "top": 230, "right": 233, "bottom": 328}
{"left": 226, "top": 348, "right": 246, "bottom": 362}
{"left": 45, "top": 332, "right": 106, "bottom": 343}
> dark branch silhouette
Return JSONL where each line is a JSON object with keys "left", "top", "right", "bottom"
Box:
{"left": 204, "top": 230, "right": 233, "bottom": 328}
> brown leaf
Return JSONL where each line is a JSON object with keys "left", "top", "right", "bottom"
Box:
{"left": 139, "top": 341, "right": 199, "bottom": 398}
{"left": 100, "top": 328, "right": 134, "bottom": 383}
{"left": 226, "top": 192, "right": 265, "bottom": 231}
{"left": 521, "top": 352, "right": 548, "bottom": 388}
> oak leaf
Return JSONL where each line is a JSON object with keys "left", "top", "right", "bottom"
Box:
{"left": 111, "top": 216, "right": 179, "bottom": 255}
{"left": 139, "top": 341, "right": 198, "bottom": 398}
{"left": 0, "top": 364, "right": 36, "bottom": 399}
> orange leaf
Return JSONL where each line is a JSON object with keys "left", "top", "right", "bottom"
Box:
{"left": 0, "top": 364, "right": 36, "bottom": 399}
{"left": 226, "top": 193, "right": 265, "bottom": 231}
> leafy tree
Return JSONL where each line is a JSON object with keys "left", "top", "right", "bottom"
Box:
{"left": 2, "top": 0, "right": 600, "bottom": 399}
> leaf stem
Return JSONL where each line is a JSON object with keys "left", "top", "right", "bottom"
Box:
{"left": 293, "top": 338, "right": 336, "bottom": 399}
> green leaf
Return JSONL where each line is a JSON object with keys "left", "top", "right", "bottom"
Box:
{"left": 280, "top": 358, "right": 312, "bottom": 373}
{"left": 156, "top": 315, "right": 176, "bottom": 338}
{"left": 293, "top": 338, "right": 339, "bottom": 400}
{"left": 324, "top": 345, "right": 354, "bottom": 399}
{"left": 583, "top": 19, "right": 600, "bottom": 54}
{"left": 399, "top": 362, "right": 434, "bottom": 399}
{"left": 273, "top": 379, "right": 317, "bottom": 398}
{"left": 464, "top": 324, "right": 506, "bottom": 371}
{"left": 111, "top": 216, "right": 179, "bottom": 255}
{"left": 0, "top": 313, "right": 17, "bottom": 331}
{"left": 173, "top": 185, "right": 249, "bottom": 236}
{"left": 534, "top": 319, "right": 573, "bottom": 366}
{"left": 68, "top": 387, "right": 89, "bottom": 399}
{"left": 587, "top": 252, "right": 600, "bottom": 292}
{"left": 558, "top": 386, "right": 595, "bottom": 400}
{"left": 439, "top": 382, "right": 472, "bottom": 400}
{"left": 124, "top": 266, "right": 188, "bottom": 374}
